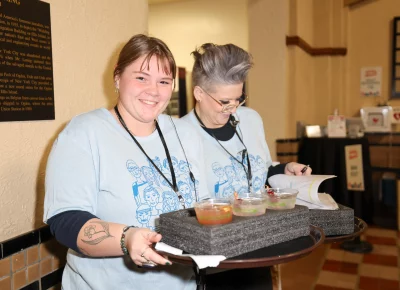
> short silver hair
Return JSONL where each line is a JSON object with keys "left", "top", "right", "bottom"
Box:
{"left": 191, "top": 43, "right": 253, "bottom": 92}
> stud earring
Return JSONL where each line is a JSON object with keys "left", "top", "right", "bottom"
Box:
{"left": 114, "top": 81, "right": 119, "bottom": 94}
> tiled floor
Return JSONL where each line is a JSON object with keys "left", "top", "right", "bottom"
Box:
{"left": 280, "top": 227, "right": 400, "bottom": 290}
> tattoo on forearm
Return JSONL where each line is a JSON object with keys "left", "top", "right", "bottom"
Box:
{"left": 81, "top": 221, "right": 114, "bottom": 245}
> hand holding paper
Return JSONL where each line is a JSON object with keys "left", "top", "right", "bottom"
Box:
{"left": 284, "top": 162, "right": 312, "bottom": 176}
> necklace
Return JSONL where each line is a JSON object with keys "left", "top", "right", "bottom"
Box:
{"left": 193, "top": 109, "right": 253, "bottom": 192}
{"left": 114, "top": 105, "right": 186, "bottom": 209}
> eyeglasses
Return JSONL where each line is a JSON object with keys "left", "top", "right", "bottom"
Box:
{"left": 201, "top": 87, "right": 248, "bottom": 113}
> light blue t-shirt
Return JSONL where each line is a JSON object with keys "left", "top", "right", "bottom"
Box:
{"left": 44, "top": 108, "right": 209, "bottom": 290}
{"left": 182, "top": 106, "right": 272, "bottom": 197}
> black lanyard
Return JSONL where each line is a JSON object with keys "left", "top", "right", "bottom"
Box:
{"left": 114, "top": 106, "right": 186, "bottom": 209}
{"left": 194, "top": 109, "right": 253, "bottom": 192}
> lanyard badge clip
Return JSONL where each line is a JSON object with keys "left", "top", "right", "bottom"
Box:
{"left": 177, "top": 194, "right": 186, "bottom": 209}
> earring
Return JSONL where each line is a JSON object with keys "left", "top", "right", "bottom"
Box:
{"left": 114, "top": 81, "right": 119, "bottom": 94}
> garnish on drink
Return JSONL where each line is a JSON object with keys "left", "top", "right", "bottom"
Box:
{"left": 194, "top": 199, "right": 233, "bottom": 225}
{"left": 232, "top": 192, "right": 267, "bottom": 217}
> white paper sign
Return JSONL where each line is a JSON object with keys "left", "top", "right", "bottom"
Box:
{"left": 328, "top": 115, "right": 346, "bottom": 137}
{"left": 360, "top": 66, "right": 382, "bottom": 97}
{"left": 392, "top": 107, "right": 400, "bottom": 124}
{"left": 345, "top": 144, "right": 365, "bottom": 191}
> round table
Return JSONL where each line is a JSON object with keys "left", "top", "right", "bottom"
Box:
{"left": 158, "top": 225, "right": 325, "bottom": 290}
{"left": 323, "top": 217, "right": 372, "bottom": 253}
{"left": 324, "top": 216, "right": 367, "bottom": 244}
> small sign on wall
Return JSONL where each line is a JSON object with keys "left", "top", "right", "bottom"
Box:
{"left": 360, "top": 67, "right": 382, "bottom": 97}
{"left": 345, "top": 144, "right": 365, "bottom": 191}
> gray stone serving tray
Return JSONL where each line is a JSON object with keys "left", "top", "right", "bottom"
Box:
{"left": 309, "top": 204, "right": 354, "bottom": 236}
{"left": 159, "top": 205, "right": 310, "bottom": 258}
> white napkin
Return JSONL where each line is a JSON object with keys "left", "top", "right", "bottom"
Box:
{"left": 155, "top": 242, "right": 227, "bottom": 269}
{"left": 155, "top": 242, "right": 183, "bottom": 255}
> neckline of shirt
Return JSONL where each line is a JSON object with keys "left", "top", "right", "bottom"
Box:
{"left": 100, "top": 107, "right": 163, "bottom": 141}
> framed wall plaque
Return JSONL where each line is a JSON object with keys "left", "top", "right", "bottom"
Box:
{"left": 0, "top": 0, "right": 55, "bottom": 122}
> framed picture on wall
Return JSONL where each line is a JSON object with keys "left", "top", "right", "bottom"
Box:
{"left": 164, "top": 67, "right": 187, "bottom": 118}
{"left": 360, "top": 106, "right": 392, "bottom": 132}
{"left": 391, "top": 17, "right": 400, "bottom": 99}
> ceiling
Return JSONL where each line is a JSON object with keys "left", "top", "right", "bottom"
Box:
{"left": 148, "top": 0, "right": 192, "bottom": 4}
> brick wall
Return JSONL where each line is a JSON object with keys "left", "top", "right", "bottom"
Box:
{"left": 0, "top": 226, "right": 66, "bottom": 290}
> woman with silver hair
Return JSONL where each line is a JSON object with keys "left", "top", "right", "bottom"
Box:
{"left": 182, "top": 43, "right": 312, "bottom": 289}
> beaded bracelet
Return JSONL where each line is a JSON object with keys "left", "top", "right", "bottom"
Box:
{"left": 120, "top": 225, "right": 136, "bottom": 255}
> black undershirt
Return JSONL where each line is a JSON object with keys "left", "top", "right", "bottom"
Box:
{"left": 203, "top": 119, "right": 236, "bottom": 141}
{"left": 199, "top": 117, "right": 286, "bottom": 182}
{"left": 47, "top": 210, "right": 97, "bottom": 254}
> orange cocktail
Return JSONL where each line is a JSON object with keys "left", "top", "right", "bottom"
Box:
{"left": 194, "top": 199, "right": 232, "bottom": 225}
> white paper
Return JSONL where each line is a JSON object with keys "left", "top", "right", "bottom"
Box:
{"left": 345, "top": 145, "right": 365, "bottom": 191}
{"left": 327, "top": 115, "right": 346, "bottom": 138}
{"left": 268, "top": 174, "right": 339, "bottom": 210}
{"left": 391, "top": 106, "right": 400, "bottom": 124}
{"left": 155, "top": 242, "right": 227, "bottom": 269}
{"left": 182, "top": 254, "right": 226, "bottom": 269}
{"left": 360, "top": 66, "right": 382, "bottom": 97}
{"left": 155, "top": 242, "right": 183, "bottom": 255}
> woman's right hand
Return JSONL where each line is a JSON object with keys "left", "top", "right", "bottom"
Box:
{"left": 124, "top": 227, "right": 172, "bottom": 266}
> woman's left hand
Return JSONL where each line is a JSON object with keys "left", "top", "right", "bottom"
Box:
{"left": 284, "top": 162, "right": 312, "bottom": 176}
{"left": 125, "top": 227, "right": 170, "bottom": 267}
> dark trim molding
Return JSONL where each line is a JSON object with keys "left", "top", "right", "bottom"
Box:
{"left": 0, "top": 225, "right": 51, "bottom": 259}
{"left": 41, "top": 268, "right": 64, "bottom": 290}
{"left": 369, "top": 143, "right": 400, "bottom": 147}
{"left": 277, "top": 152, "right": 298, "bottom": 156}
{"left": 276, "top": 138, "right": 300, "bottom": 143}
{"left": 286, "top": 36, "right": 347, "bottom": 56}
{"left": 20, "top": 281, "right": 40, "bottom": 290}
{"left": 371, "top": 167, "right": 400, "bottom": 174}
{"left": 343, "top": 0, "right": 368, "bottom": 7}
